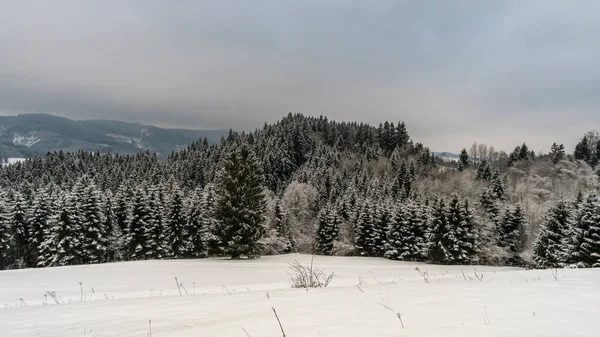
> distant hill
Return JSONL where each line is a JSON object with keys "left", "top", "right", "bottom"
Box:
{"left": 434, "top": 152, "right": 460, "bottom": 162}
{"left": 0, "top": 114, "right": 227, "bottom": 158}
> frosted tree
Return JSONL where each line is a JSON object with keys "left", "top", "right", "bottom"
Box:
{"left": 315, "top": 204, "right": 340, "bottom": 255}
{"left": 166, "top": 191, "right": 187, "bottom": 258}
{"left": 355, "top": 200, "right": 376, "bottom": 256}
{"left": 9, "top": 193, "right": 30, "bottom": 267}
{"left": 550, "top": 143, "right": 565, "bottom": 164}
{"left": 457, "top": 200, "right": 479, "bottom": 263}
{"left": 564, "top": 194, "right": 600, "bottom": 267}
{"left": 533, "top": 200, "right": 571, "bottom": 268}
{"left": 185, "top": 188, "right": 210, "bottom": 258}
{"left": 476, "top": 160, "right": 492, "bottom": 180}
{"left": 490, "top": 172, "right": 506, "bottom": 201}
{"left": 50, "top": 199, "right": 83, "bottom": 266}
{"left": 385, "top": 201, "right": 428, "bottom": 261}
{"left": 497, "top": 204, "right": 527, "bottom": 265}
{"left": 104, "top": 196, "right": 125, "bottom": 262}
{"left": 114, "top": 186, "right": 132, "bottom": 235}
{"left": 77, "top": 183, "right": 108, "bottom": 264}
{"left": 145, "top": 186, "right": 166, "bottom": 259}
{"left": 458, "top": 148, "right": 470, "bottom": 171}
{"left": 427, "top": 199, "right": 453, "bottom": 264}
{"left": 28, "top": 190, "right": 52, "bottom": 267}
{"left": 213, "top": 143, "right": 267, "bottom": 258}
{"left": 127, "top": 190, "right": 151, "bottom": 260}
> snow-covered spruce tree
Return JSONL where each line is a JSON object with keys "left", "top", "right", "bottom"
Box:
{"left": 532, "top": 200, "right": 571, "bottom": 268}
{"left": 385, "top": 200, "right": 428, "bottom": 261}
{"left": 126, "top": 189, "right": 152, "bottom": 260}
{"left": 315, "top": 204, "right": 340, "bottom": 255}
{"left": 27, "top": 190, "right": 52, "bottom": 267}
{"left": 427, "top": 199, "right": 453, "bottom": 264}
{"left": 213, "top": 143, "right": 267, "bottom": 258}
{"left": 480, "top": 188, "right": 501, "bottom": 221}
{"left": 8, "top": 193, "right": 30, "bottom": 268}
{"left": 114, "top": 186, "right": 132, "bottom": 235}
{"left": 563, "top": 194, "right": 600, "bottom": 267}
{"left": 490, "top": 171, "right": 506, "bottom": 201}
{"left": 580, "top": 195, "right": 600, "bottom": 267}
{"left": 185, "top": 188, "right": 210, "bottom": 258}
{"left": 104, "top": 195, "right": 125, "bottom": 262}
{"left": 355, "top": 199, "right": 376, "bottom": 256}
{"left": 497, "top": 204, "right": 528, "bottom": 265}
{"left": 144, "top": 186, "right": 166, "bottom": 259}
{"left": 76, "top": 182, "right": 108, "bottom": 264}
{"left": 476, "top": 160, "right": 492, "bottom": 180}
{"left": 373, "top": 204, "right": 391, "bottom": 257}
{"left": 50, "top": 198, "right": 83, "bottom": 266}
{"left": 166, "top": 190, "right": 187, "bottom": 258}
{"left": 457, "top": 200, "right": 479, "bottom": 264}
{"left": 0, "top": 204, "right": 10, "bottom": 270}
{"left": 274, "top": 198, "right": 286, "bottom": 236}
{"left": 202, "top": 183, "right": 221, "bottom": 255}
{"left": 550, "top": 143, "right": 565, "bottom": 164}
{"left": 458, "top": 148, "right": 470, "bottom": 171}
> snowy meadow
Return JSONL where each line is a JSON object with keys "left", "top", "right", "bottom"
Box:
{"left": 1, "top": 254, "right": 598, "bottom": 337}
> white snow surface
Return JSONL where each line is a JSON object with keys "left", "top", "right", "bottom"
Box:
{"left": 0, "top": 254, "right": 598, "bottom": 337}
{"left": 12, "top": 133, "right": 40, "bottom": 147}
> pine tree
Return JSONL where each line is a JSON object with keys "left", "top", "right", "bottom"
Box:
{"left": 28, "top": 191, "right": 52, "bottom": 267}
{"left": 427, "top": 199, "right": 453, "bottom": 264}
{"left": 458, "top": 149, "right": 469, "bottom": 171}
{"left": 77, "top": 183, "right": 108, "bottom": 264}
{"left": 385, "top": 201, "right": 428, "bottom": 261}
{"left": 373, "top": 204, "right": 391, "bottom": 256}
{"left": 104, "top": 196, "right": 124, "bottom": 262}
{"left": 532, "top": 200, "right": 570, "bottom": 268}
{"left": 315, "top": 204, "right": 340, "bottom": 255}
{"left": 213, "top": 143, "right": 267, "bottom": 258}
{"left": 274, "top": 198, "right": 286, "bottom": 236}
{"left": 50, "top": 199, "right": 83, "bottom": 266}
{"left": 476, "top": 160, "right": 492, "bottom": 180}
{"left": 497, "top": 204, "right": 527, "bottom": 265}
{"left": 490, "top": 171, "right": 506, "bottom": 201}
{"left": 355, "top": 200, "right": 376, "bottom": 256}
{"left": 457, "top": 200, "right": 479, "bottom": 264}
{"left": 0, "top": 204, "right": 10, "bottom": 270}
{"left": 185, "top": 189, "right": 210, "bottom": 258}
{"left": 127, "top": 190, "right": 152, "bottom": 260}
{"left": 9, "top": 194, "right": 30, "bottom": 267}
{"left": 166, "top": 191, "right": 187, "bottom": 258}
{"left": 550, "top": 143, "right": 565, "bottom": 164}
{"left": 145, "top": 187, "right": 165, "bottom": 259}
{"left": 576, "top": 195, "right": 600, "bottom": 267}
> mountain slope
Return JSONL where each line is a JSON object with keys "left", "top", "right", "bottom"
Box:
{"left": 0, "top": 114, "right": 227, "bottom": 158}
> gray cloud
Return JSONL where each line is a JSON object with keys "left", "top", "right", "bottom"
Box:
{"left": 1, "top": 0, "right": 599, "bottom": 152}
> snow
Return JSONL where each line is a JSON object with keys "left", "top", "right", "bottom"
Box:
{"left": 1, "top": 157, "right": 26, "bottom": 166}
{"left": 12, "top": 133, "right": 40, "bottom": 147}
{"left": 106, "top": 133, "right": 144, "bottom": 149}
{"left": 1, "top": 254, "right": 599, "bottom": 337}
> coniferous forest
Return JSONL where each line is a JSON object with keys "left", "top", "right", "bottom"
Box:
{"left": 0, "top": 113, "right": 599, "bottom": 270}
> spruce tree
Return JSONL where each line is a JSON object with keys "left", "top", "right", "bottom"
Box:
{"left": 9, "top": 194, "right": 30, "bottom": 267}
{"left": 457, "top": 200, "right": 479, "bottom": 264}
{"left": 145, "top": 187, "right": 165, "bottom": 259}
{"left": 185, "top": 189, "right": 210, "bottom": 258}
{"left": 50, "top": 199, "right": 83, "bottom": 266}
{"left": 77, "top": 183, "right": 108, "bottom": 264}
{"left": 497, "top": 204, "right": 527, "bottom": 265}
{"left": 532, "top": 200, "right": 570, "bottom": 268}
{"left": 355, "top": 200, "right": 376, "bottom": 256}
{"left": 28, "top": 191, "right": 52, "bottom": 267}
{"left": 550, "top": 143, "right": 565, "bottom": 164}
{"left": 385, "top": 201, "right": 428, "bottom": 261}
{"left": 476, "top": 160, "right": 492, "bottom": 180}
{"left": 427, "top": 199, "right": 453, "bottom": 264}
{"left": 166, "top": 191, "right": 187, "bottom": 258}
{"left": 576, "top": 195, "right": 600, "bottom": 267}
{"left": 127, "top": 190, "right": 152, "bottom": 260}
{"left": 315, "top": 204, "right": 340, "bottom": 255}
{"left": 458, "top": 149, "right": 469, "bottom": 171}
{"left": 213, "top": 143, "right": 267, "bottom": 258}
{"left": 104, "top": 196, "right": 124, "bottom": 262}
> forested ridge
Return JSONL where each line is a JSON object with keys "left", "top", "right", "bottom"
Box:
{"left": 0, "top": 113, "right": 598, "bottom": 270}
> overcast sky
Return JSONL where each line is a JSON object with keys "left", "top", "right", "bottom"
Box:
{"left": 1, "top": 1, "right": 599, "bottom": 152}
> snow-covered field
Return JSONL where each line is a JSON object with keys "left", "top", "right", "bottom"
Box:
{"left": 0, "top": 254, "right": 598, "bottom": 337}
